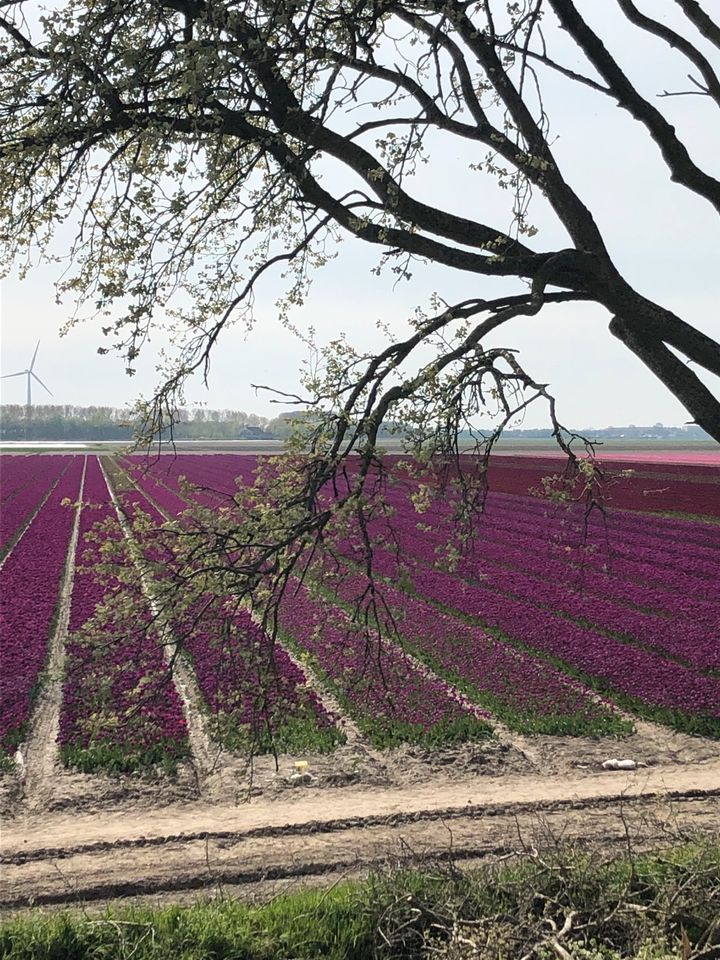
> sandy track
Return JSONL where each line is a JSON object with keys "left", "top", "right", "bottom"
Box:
{"left": 2, "top": 760, "right": 718, "bottom": 910}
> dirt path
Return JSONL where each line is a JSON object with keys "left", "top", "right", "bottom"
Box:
{"left": 2, "top": 758, "right": 718, "bottom": 910}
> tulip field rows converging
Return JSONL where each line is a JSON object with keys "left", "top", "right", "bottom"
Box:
{"left": 120, "top": 452, "right": 720, "bottom": 739}
{"left": 0, "top": 451, "right": 719, "bottom": 776}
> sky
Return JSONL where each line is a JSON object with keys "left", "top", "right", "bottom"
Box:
{"left": 1, "top": 1, "right": 719, "bottom": 430}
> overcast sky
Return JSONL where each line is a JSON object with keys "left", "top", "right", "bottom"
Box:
{"left": 1, "top": 1, "right": 719, "bottom": 429}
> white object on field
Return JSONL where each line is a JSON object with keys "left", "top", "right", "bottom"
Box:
{"left": 601, "top": 758, "right": 637, "bottom": 771}
{"left": 289, "top": 771, "right": 315, "bottom": 786}
{"left": 14, "top": 747, "right": 25, "bottom": 779}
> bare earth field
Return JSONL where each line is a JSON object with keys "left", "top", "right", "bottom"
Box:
{"left": 2, "top": 720, "right": 719, "bottom": 913}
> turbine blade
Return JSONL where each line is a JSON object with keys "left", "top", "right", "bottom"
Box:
{"left": 29, "top": 340, "right": 40, "bottom": 371}
{"left": 31, "top": 371, "right": 53, "bottom": 396}
{"left": 1, "top": 371, "right": 25, "bottom": 379}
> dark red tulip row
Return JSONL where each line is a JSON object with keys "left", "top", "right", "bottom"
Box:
{"left": 452, "top": 455, "right": 720, "bottom": 517}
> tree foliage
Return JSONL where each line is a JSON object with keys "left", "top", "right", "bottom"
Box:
{"left": 1, "top": 1, "right": 719, "bottom": 642}
{"left": 1, "top": 0, "right": 719, "bottom": 439}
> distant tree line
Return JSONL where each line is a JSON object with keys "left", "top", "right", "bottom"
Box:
{"left": 481, "top": 423, "right": 711, "bottom": 441}
{"left": 0, "top": 405, "right": 282, "bottom": 440}
{"left": 0, "top": 405, "right": 709, "bottom": 442}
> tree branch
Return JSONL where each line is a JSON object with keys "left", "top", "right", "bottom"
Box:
{"left": 673, "top": 0, "right": 720, "bottom": 51}
{"left": 615, "top": 0, "right": 720, "bottom": 107}
{"left": 549, "top": 0, "right": 720, "bottom": 213}
{"left": 609, "top": 314, "right": 720, "bottom": 441}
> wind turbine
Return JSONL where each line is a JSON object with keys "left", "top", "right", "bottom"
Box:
{"left": 1, "top": 341, "right": 53, "bottom": 411}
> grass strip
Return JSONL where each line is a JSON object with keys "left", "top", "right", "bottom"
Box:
{"left": 1, "top": 839, "right": 717, "bottom": 959}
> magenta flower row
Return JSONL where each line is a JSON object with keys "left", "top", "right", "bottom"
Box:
{"left": 379, "top": 485, "right": 720, "bottom": 606}
{"left": 0, "top": 455, "right": 71, "bottom": 553}
{"left": 366, "top": 517, "right": 719, "bottom": 672}
{"left": 58, "top": 457, "right": 188, "bottom": 759}
{"left": 386, "top": 503, "right": 720, "bottom": 626}
{"left": 138, "top": 455, "right": 719, "bottom": 655}
{"left": 116, "top": 474, "right": 338, "bottom": 743}
{"left": 469, "top": 455, "right": 720, "bottom": 517}
{"left": 0, "top": 457, "right": 84, "bottom": 753}
{"left": 357, "top": 544, "right": 720, "bottom": 720}
{"left": 130, "top": 455, "right": 490, "bottom": 738}
{"left": 382, "top": 483, "right": 720, "bottom": 588}
{"left": 174, "top": 599, "right": 338, "bottom": 734}
{"left": 0, "top": 454, "right": 63, "bottom": 503}
{"left": 277, "top": 579, "right": 485, "bottom": 735}
{"left": 323, "top": 563, "right": 620, "bottom": 732}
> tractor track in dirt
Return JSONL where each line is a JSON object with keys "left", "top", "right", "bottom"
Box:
{"left": 4, "top": 785, "right": 720, "bottom": 868}
{"left": 2, "top": 761, "right": 718, "bottom": 912}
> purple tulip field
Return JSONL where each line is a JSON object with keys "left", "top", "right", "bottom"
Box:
{"left": 0, "top": 450, "right": 718, "bottom": 776}
{"left": 122, "top": 453, "right": 720, "bottom": 739}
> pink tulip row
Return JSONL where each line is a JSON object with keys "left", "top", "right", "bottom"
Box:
{"left": 0, "top": 457, "right": 84, "bottom": 755}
